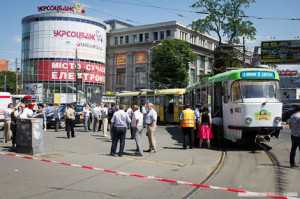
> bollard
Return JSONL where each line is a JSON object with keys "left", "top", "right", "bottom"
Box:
{"left": 16, "top": 118, "right": 44, "bottom": 155}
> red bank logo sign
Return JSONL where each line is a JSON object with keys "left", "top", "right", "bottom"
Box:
{"left": 37, "top": 3, "right": 85, "bottom": 14}
{"left": 53, "top": 30, "right": 96, "bottom": 41}
{"left": 37, "top": 60, "right": 105, "bottom": 84}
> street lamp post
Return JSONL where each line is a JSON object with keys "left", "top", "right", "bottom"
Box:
{"left": 75, "top": 48, "right": 79, "bottom": 104}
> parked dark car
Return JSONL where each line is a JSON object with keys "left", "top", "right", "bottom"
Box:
{"left": 74, "top": 104, "right": 84, "bottom": 126}
{"left": 46, "top": 105, "right": 66, "bottom": 131}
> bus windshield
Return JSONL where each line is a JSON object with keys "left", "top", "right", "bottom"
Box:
{"left": 231, "top": 80, "right": 279, "bottom": 101}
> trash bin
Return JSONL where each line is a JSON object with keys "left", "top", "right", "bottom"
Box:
{"left": 16, "top": 118, "right": 44, "bottom": 155}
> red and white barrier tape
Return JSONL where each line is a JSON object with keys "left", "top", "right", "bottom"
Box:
{"left": 0, "top": 152, "right": 297, "bottom": 199}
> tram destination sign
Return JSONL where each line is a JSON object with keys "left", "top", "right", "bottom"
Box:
{"left": 261, "top": 40, "right": 300, "bottom": 64}
{"left": 241, "top": 71, "right": 275, "bottom": 79}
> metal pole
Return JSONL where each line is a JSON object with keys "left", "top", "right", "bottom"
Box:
{"left": 75, "top": 48, "right": 79, "bottom": 104}
{"left": 4, "top": 74, "right": 7, "bottom": 92}
{"left": 15, "top": 58, "right": 18, "bottom": 94}
{"left": 243, "top": 37, "right": 246, "bottom": 65}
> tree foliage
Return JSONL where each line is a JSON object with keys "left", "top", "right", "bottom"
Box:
{"left": 192, "top": 0, "right": 256, "bottom": 44}
{"left": 150, "top": 39, "right": 196, "bottom": 88}
{"left": 0, "top": 71, "right": 16, "bottom": 93}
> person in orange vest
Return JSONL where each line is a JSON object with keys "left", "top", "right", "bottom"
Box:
{"left": 180, "top": 104, "right": 196, "bottom": 149}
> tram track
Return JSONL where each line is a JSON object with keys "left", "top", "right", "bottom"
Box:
{"left": 181, "top": 150, "right": 227, "bottom": 199}
{"left": 256, "top": 142, "right": 288, "bottom": 195}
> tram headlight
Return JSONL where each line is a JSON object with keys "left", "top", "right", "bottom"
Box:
{"left": 274, "top": 117, "right": 282, "bottom": 124}
{"left": 245, "top": 117, "right": 252, "bottom": 125}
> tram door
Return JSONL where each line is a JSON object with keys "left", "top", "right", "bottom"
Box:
{"left": 164, "top": 95, "right": 174, "bottom": 123}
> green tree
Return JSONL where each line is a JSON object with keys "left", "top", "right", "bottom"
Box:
{"left": 0, "top": 71, "right": 16, "bottom": 93}
{"left": 150, "top": 39, "right": 196, "bottom": 88}
{"left": 191, "top": 0, "right": 256, "bottom": 44}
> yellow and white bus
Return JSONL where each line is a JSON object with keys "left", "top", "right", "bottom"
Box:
{"left": 116, "top": 88, "right": 186, "bottom": 123}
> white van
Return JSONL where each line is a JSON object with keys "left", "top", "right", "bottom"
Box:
{"left": 0, "top": 92, "right": 12, "bottom": 129}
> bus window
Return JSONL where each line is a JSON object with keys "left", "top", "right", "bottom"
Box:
{"left": 231, "top": 81, "right": 241, "bottom": 101}
{"left": 240, "top": 81, "right": 278, "bottom": 99}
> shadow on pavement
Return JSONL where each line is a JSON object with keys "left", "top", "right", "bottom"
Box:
{"left": 163, "top": 146, "right": 185, "bottom": 150}
{"left": 165, "top": 126, "right": 183, "bottom": 145}
{"left": 55, "top": 136, "right": 69, "bottom": 139}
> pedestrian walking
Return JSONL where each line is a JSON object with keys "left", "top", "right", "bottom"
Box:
{"left": 83, "top": 104, "right": 91, "bottom": 132}
{"left": 180, "top": 105, "right": 196, "bottom": 149}
{"left": 145, "top": 103, "right": 158, "bottom": 153}
{"left": 110, "top": 104, "right": 131, "bottom": 157}
{"left": 42, "top": 104, "right": 47, "bottom": 131}
{"left": 4, "top": 103, "right": 13, "bottom": 143}
{"left": 288, "top": 108, "right": 300, "bottom": 168}
{"left": 198, "top": 107, "right": 213, "bottom": 148}
{"left": 108, "top": 103, "right": 116, "bottom": 131}
{"left": 65, "top": 104, "right": 76, "bottom": 139}
{"left": 92, "top": 104, "right": 101, "bottom": 133}
{"left": 126, "top": 105, "right": 134, "bottom": 139}
{"left": 101, "top": 104, "right": 109, "bottom": 137}
{"left": 10, "top": 107, "right": 18, "bottom": 148}
{"left": 131, "top": 105, "right": 144, "bottom": 156}
{"left": 194, "top": 105, "right": 201, "bottom": 147}
{"left": 98, "top": 103, "right": 104, "bottom": 131}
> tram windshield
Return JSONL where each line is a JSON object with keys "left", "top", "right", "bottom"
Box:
{"left": 231, "top": 80, "right": 279, "bottom": 101}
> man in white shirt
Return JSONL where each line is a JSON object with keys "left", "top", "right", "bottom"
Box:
{"left": 131, "top": 105, "right": 144, "bottom": 156}
{"left": 92, "top": 104, "right": 101, "bottom": 132}
{"left": 144, "top": 103, "right": 158, "bottom": 152}
{"left": 110, "top": 105, "right": 131, "bottom": 157}
{"left": 83, "top": 104, "right": 91, "bottom": 132}
{"left": 101, "top": 104, "right": 109, "bottom": 137}
{"left": 17, "top": 103, "right": 34, "bottom": 119}
{"left": 4, "top": 103, "right": 13, "bottom": 143}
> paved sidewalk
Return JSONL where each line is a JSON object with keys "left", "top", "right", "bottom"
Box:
{"left": 1, "top": 125, "right": 222, "bottom": 184}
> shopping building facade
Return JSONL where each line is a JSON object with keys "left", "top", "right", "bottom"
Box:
{"left": 105, "top": 20, "right": 218, "bottom": 92}
{"left": 21, "top": 4, "right": 107, "bottom": 103}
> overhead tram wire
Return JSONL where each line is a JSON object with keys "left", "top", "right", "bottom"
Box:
{"left": 99, "top": 0, "right": 300, "bottom": 22}
{"left": 61, "top": 0, "right": 142, "bottom": 24}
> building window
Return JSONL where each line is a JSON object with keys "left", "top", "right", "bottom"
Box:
{"left": 116, "top": 68, "right": 126, "bottom": 85}
{"left": 200, "top": 56, "right": 205, "bottom": 70}
{"left": 125, "top": 35, "right": 129, "bottom": 44}
{"left": 139, "top": 33, "right": 144, "bottom": 42}
{"left": 114, "top": 37, "right": 118, "bottom": 45}
{"left": 133, "top": 34, "right": 137, "bottom": 43}
{"left": 190, "top": 35, "right": 196, "bottom": 44}
{"left": 120, "top": 36, "right": 124, "bottom": 45}
{"left": 153, "top": 32, "right": 158, "bottom": 41}
{"left": 135, "top": 68, "right": 147, "bottom": 85}
{"left": 166, "top": 30, "right": 171, "bottom": 37}
{"left": 180, "top": 31, "right": 187, "bottom": 41}
{"left": 190, "top": 68, "right": 196, "bottom": 84}
{"left": 160, "top": 31, "right": 165, "bottom": 40}
{"left": 145, "top": 33, "right": 149, "bottom": 42}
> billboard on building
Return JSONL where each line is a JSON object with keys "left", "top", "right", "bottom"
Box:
{"left": 261, "top": 40, "right": 300, "bottom": 64}
{"left": 36, "top": 60, "right": 105, "bottom": 84}
{"left": 116, "top": 54, "right": 127, "bottom": 65}
{"left": 0, "top": 59, "right": 9, "bottom": 72}
{"left": 26, "top": 20, "right": 106, "bottom": 63}
{"left": 134, "top": 52, "right": 147, "bottom": 64}
{"left": 24, "top": 83, "right": 44, "bottom": 102}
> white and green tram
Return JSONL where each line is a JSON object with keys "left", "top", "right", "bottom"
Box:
{"left": 186, "top": 68, "right": 282, "bottom": 144}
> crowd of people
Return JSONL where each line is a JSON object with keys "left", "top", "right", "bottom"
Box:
{"left": 50, "top": 102, "right": 158, "bottom": 157}
{"left": 179, "top": 104, "right": 214, "bottom": 149}
{"left": 1, "top": 101, "right": 159, "bottom": 158}
{"left": 2, "top": 100, "right": 300, "bottom": 168}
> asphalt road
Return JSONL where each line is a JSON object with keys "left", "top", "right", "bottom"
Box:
{"left": 0, "top": 127, "right": 299, "bottom": 199}
{"left": 188, "top": 129, "right": 300, "bottom": 199}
